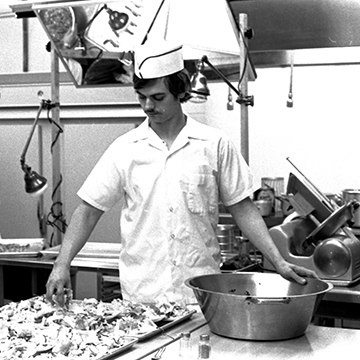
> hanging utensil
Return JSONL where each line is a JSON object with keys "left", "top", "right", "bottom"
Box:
{"left": 287, "top": 51, "right": 294, "bottom": 107}
{"left": 227, "top": 86, "right": 234, "bottom": 110}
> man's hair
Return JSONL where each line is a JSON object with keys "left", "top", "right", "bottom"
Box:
{"left": 133, "top": 69, "right": 192, "bottom": 103}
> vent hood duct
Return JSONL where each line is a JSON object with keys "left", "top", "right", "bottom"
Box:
{"left": 229, "top": 0, "right": 360, "bottom": 67}
{"left": 8, "top": 0, "right": 255, "bottom": 87}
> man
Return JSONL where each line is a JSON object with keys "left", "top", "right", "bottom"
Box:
{"left": 46, "top": 41, "right": 315, "bottom": 306}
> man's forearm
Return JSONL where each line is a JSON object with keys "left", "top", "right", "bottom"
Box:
{"left": 54, "top": 201, "right": 104, "bottom": 268}
{"left": 226, "top": 197, "right": 285, "bottom": 266}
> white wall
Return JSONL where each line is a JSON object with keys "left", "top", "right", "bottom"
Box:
{"left": 249, "top": 64, "right": 360, "bottom": 194}
{"left": 0, "top": 16, "right": 52, "bottom": 73}
{"left": 183, "top": 63, "right": 360, "bottom": 196}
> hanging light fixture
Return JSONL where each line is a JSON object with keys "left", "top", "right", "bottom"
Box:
{"left": 20, "top": 100, "right": 51, "bottom": 197}
{"left": 287, "top": 51, "right": 294, "bottom": 108}
{"left": 227, "top": 86, "right": 234, "bottom": 110}
{"left": 190, "top": 60, "right": 210, "bottom": 103}
{"left": 190, "top": 55, "right": 254, "bottom": 106}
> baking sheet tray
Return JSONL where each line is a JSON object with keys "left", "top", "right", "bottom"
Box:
{"left": 1, "top": 295, "right": 195, "bottom": 360}
{"left": 41, "top": 242, "right": 121, "bottom": 259}
{"left": 134, "top": 309, "right": 197, "bottom": 341}
{"left": 0, "top": 252, "right": 40, "bottom": 258}
{"left": 0, "top": 238, "right": 44, "bottom": 258}
{"left": 97, "top": 337, "right": 138, "bottom": 360}
{"left": 67, "top": 300, "right": 196, "bottom": 342}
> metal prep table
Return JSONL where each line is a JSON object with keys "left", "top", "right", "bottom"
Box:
{"left": 142, "top": 321, "right": 360, "bottom": 360}
{"left": 1, "top": 241, "right": 360, "bottom": 325}
{"left": 1, "top": 287, "right": 360, "bottom": 360}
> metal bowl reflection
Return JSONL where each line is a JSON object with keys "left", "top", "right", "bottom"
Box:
{"left": 186, "top": 272, "right": 332, "bottom": 340}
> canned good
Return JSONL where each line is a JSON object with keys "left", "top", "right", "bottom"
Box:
{"left": 254, "top": 187, "right": 275, "bottom": 213}
{"left": 216, "top": 224, "right": 237, "bottom": 235}
{"left": 342, "top": 189, "right": 360, "bottom": 227}
{"left": 216, "top": 224, "right": 236, "bottom": 252}
{"left": 254, "top": 199, "right": 272, "bottom": 217}
{"left": 261, "top": 177, "right": 285, "bottom": 212}
{"left": 261, "top": 177, "right": 285, "bottom": 194}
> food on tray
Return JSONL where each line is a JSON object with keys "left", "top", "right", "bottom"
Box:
{"left": 0, "top": 295, "right": 190, "bottom": 359}
{"left": 220, "top": 254, "right": 254, "bottom": 271}
{"left": 0, "top": 239, "right": 44, "bottom": 253}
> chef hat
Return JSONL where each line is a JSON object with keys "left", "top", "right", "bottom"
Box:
{"left": 134, "top": 41, "right": 184, "bottom": 79}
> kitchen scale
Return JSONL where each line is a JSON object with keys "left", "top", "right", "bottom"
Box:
{"left": 265, "top": 162, "right": 360, "bottom": 286}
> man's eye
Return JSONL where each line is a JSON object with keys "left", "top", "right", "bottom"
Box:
{"left": 153, "top": 96, "right": 164, "bottom": 101}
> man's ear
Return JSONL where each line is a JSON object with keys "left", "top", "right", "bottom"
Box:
{"left": 179, "top": 92, "right": 192, "bottom": 103}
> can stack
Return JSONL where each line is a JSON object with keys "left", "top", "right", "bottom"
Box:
{"left": 261, "top": 177, "right": 285, "bottom": 213}
{"left": 216, "top": 224, "right": 236, "bottom": 251}
{"left": 216, "top": 224, "right": 240, "bottom": 264}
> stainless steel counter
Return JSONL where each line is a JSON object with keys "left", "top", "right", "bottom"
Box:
{"left": 1, "top": 246, "right": 360, "bottom": 359}
{"left": 142, "top": 322, "right": 360, "bottom": 360}
{"left": 119, "top": 310, "right": 206, "bottom": 360}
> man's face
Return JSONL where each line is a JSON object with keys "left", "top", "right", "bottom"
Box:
{"left": 135, "top": 78, "right": 182, "bottom": 125}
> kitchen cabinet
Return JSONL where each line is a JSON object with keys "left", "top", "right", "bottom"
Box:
{"left": 2, "top": 265, "right": 52, "bottom": 302}
{"left": 313, "top": 281, "right": 360, "bottom": 329}
{"left": 0, "top": 249, "right": 120, "bottom": 305}
{"left": 98, "top": 273, "right": 121, "bottom": 302}
{"left": 0, "top": 257, "right": 77, "bottom": 305}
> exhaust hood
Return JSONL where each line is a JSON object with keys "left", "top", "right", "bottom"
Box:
{"left": 229, "top": 0, "right": 360, "bottom": 52}
{"left": 5, "top": 0, "right": 360, "bottom": 83}
{"left": 8, "top": 0, "right": 255, "bottom": 87}
{"left": 228, "top": 0, "right": 360, "bottom": 67}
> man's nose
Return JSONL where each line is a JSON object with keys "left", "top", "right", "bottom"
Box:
{"left": 144, "top": 98, "right": 155, "bottom": 111}
{"left": 144, "top": 99, "right": 153, "bottom": 110}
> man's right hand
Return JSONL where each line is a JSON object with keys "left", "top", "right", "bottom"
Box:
{"left": 45, "top": 201, "right": 104, "bottom": 307}
{"left": 46, "top": 263, "right": 71, "bottom": 307}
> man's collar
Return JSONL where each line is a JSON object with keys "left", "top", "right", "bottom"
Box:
{"left": 182, "top": 117, "right": 209, "bottom": 140}
{"left": 136, "top": 116, "right": 209, "bottom": 141}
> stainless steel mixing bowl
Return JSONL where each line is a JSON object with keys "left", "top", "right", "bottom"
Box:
{"left": 185, "top": 272, "right": 333, "bottom": 341}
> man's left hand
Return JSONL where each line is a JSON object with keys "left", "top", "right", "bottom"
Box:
{"left": 275, "top": 260, "right": 319, "bottom": 284}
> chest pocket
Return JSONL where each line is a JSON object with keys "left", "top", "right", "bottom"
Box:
{"left": 185, "top": 174, "right": 218, "bottom": 216}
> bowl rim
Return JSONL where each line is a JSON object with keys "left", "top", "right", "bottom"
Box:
{"left": 185, "top": 272, "right": 333, "bottom": 299}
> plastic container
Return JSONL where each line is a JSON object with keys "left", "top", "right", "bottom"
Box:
{"left": 198, "top": 334, "right": 211, "bottom": 359}
{"left": 179, "top": 332, "right": 192, "bottom": 358}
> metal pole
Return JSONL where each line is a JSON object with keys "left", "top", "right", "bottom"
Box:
{"left": 239, "top": 13, "right": 249, "bottom": 164}
{"left": 38, "top": 124, "right": 47, "bottom": 239}
{"left": 50, "top": 48, "right": 64, "bottom": 246}
{"left": 22, "top": 18, "right": 29, "bottom": 72}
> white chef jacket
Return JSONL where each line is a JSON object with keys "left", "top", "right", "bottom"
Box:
{"left": 77, "top": 116, "right": 258, "bottom": 304}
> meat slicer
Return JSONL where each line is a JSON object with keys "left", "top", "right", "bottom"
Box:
{"left": 265, "top": 172, "right": 360, "bottom": 286}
